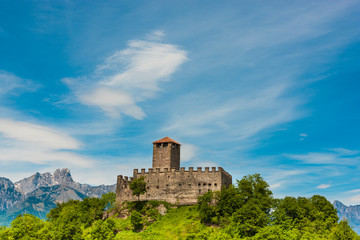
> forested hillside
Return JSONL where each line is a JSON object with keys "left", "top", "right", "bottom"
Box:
{"left": 0, "top": 174, "right": 358, "bottom": 239}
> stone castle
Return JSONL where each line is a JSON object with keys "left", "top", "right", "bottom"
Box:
{"left": 116, "top": 137, "right": 232, "bottom": 205}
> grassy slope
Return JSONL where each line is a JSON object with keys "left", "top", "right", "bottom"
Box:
{"left": 114, "top": 205, "right": 218, "bottom": 240}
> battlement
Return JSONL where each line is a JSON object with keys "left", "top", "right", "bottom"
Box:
{"left": 133, "top": 166, "right": 231, "bottom": 176}
{"left": 117, "top": 175, "right": 133, "bottom": 185}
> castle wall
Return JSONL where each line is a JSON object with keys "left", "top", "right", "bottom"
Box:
{"left": 116, "top": 167, "right": 232, "bottom": 205}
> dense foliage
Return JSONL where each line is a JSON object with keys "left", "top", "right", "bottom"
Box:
{"left": 0, "top": 174, "right": 358, "bottom": 239}
{"left": 197, "top": 174, "right": 359, "bottom": 239}
{"left": 130, "top": 176, "right": 147, "bottom": 201}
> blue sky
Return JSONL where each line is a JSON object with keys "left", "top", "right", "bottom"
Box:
{"left": 0, "top": 0, "right": 360, "bottom": 205}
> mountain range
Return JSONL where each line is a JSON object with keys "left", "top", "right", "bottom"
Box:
{"left": 0, "top": 168, "right": 116, "bottom": 226}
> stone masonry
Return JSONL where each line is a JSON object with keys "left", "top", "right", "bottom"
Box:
{"left": 116, "top": 137, "right": 232, "bottom": 205}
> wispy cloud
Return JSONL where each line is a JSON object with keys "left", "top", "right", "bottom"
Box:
{"left": 316, "top": 184, "right": 331, "bottom": 189}
{"left": 0, "top": 71, "right": 38, "bottom": 96}
{"left": 162, "top": 80, "right": 303, "bottom": 145}
{"left": 64, "top": 31, "right": 187, "bottom": 119}
{"left": 347, "top": 189, "right": 360, "bottom": 193}
{"left": 265, "top": 169, "right": 307, "bottom": 191}
{"left": 0, "top": 118, "right": 94, "bottom": 167}
{"left": 181, "top": 143, "right": 198, "bottom": 162}
{"left": 0, "top": 118, "right": 80, "bottom": 150}
{"left": 285, "top": 148, "right": 360, "bottom": 165}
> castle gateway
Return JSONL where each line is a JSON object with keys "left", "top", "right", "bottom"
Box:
{"left": 116, "top": 137, "right": 232, "bottom": 205}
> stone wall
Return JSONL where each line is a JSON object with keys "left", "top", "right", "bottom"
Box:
{"left": 152, "top": 142, "right": 180, "bottom": 170}
{"left": 116, "top": 167, "right": 232, "bottom": 205}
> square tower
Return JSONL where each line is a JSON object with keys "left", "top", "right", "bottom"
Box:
{"left": 152, "top": 137, "right": 181, "bottom": 170}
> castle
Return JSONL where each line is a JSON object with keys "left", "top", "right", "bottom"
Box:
{"left": 116, "top": 137, "right": 232, "bottom": 205}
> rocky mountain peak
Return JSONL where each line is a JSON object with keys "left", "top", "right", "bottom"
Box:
{"left": 0, "top": 177, "right": 22, "bottom": 213}
{"left": 53, "top": 168, "right": 73, "bottom": 184}
{"left": 0, "top": 177, "right": 14, "bottom": 190}
{"left": 333, "top": 200, "right": 346, "bottom": 209}
{"left": 15, "top": 171, "right": 59, "bottom": 195}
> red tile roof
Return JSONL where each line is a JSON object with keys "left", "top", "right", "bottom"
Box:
{"left": 153, "top": 137, "right": 181, "bottom": 145}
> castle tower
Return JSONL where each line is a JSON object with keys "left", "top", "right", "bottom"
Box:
{"left": 152, "top": 137, "right": 181, "bottom": 170}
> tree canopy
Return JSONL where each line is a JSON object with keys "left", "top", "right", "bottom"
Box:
{"left": 130, "top": 176, "right": 147, "bottom": 200}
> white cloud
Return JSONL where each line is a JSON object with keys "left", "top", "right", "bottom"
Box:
{"left": 316, "top": 184, "right": 331, "bottom": 189}
{"left": 181, "top": 143, "right": 198, "bottom": 162}
{"left": 266, "top": 169, "right": 307, "bottom": 190}
{"left": 347, "top": 189, "right": 360, "bottom": 193}
{"left": 299, "top": 133, "right": 308, "bottom": 141}
{"left": 79, "top": 87, "right": 145, "bottom": 119}
{"left": 270, "top": 182, "right": 282, "bottom": 189}
{"left": 0, "top": 118, "right": 94, "bottom": 167}
{"left": 285, "top": 148, "right": 360, "bottom": 165}
{"left": 0, "top": 147, "right": 93, "bottom": 166}
{"left": 0, "top": 71, "right": 37, "bottom": 96}
{"left": 0, "top": 118, "right": 80, "bottom": 150}
{"left": 329, "top": 148, "right": 359, "bottom": 156}
{"left": 64, "top": 32, "right": 187, "bottom": 119}
{"left": 348, "top": 194, "right": 360, "bottom": 205}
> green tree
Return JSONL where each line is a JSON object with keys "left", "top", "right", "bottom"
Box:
{"left": 0, "top": 225, "right": 10, "bottom": 240}
{"left": 331, "top": 219, "right": 360, "bottom": 240}
{"left": 272, "top": 195, "right": 338, "bottom": 232}
{"left": 236, "top": 173, "right": 273, "bottom": 214}
{"left": 198, "top": 191, "right": 216, "bottom": 223}
{"left": 230, "top": 201, "right": 269, "bottom": 237}
{"left": 46, "top": 197, "right": 107, "bottom": 239}
{"left": 130, "top": 176, "right": 147, "bottom": 201}
{"left": 10, "top": 214, "right": 44, "bottom": 239}
{"left": 88, "top": 218, "right": 117, "bottom": 240}
{"left": 198, "top": 173, "right": 273, "bottom": 237}
{"left": 101, "top": 192, "right": 116, "bottom": 211}
{"left": 130, "top": 210, "right": 143, "bottom": 231}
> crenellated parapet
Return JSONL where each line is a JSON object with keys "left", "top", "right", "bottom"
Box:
{"left": 133, "top": 166, "right": 231, "bottom": 176}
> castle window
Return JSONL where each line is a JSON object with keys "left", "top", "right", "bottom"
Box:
{"left": 188, "top": 184, "right": 191, "bottom": 187}
{"left": 157, "top": 143, "right": 161, "bottom": 148}
{"left": 214, "top": 183, "right": 217, "bottom": 187}
{"left": 179, "top": 184, "right": 182, "bottom": 186}
{"left": 163, "top": 143, "right": 168, "bottom": 147}
{"left": 156, "top": 186, "right": 159, "bottom": 189}
{"left": 172, "top": 144, "right": 175, "bottom": 148}
{"left": 166, "top": 184, "right": 169, "bottom": 187}
{"left": 147, "top": 187, "right": 149, "bottom": 189}
{"left": 203, "top": 183, "right": 206, "bottom": 186}
{"left": 168, "top": 176, "right": 170, "bottom": 178}
{"left": 199, "top": 189, "right": 201, "bottom": 193}
{"left": 198, "top": 183, "right": 201, "bottom": 186}
{"left": 208, "top": 183, "right": 211, "bottom": 186}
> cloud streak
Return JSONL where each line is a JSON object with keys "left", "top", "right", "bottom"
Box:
{"left": 285, "top": 148, "right": 360, "bottom": 165}
{"left": 0, "top": 118, "right": 94, "bottom": 167}
{"left": 64, "top": 31, "right": 187, "bottom": 119}
{"left": 0, "top": 71, "right": 37, "bottom": 96}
